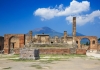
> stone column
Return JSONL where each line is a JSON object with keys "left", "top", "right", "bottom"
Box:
{"left": 29, "top": 31, "right": 33, "bottom": 42}
{"left": 55, "top": 36, "right": 58, "bottom": 43}
{"left": 64, "top": 31, "right": 67, "bottom": 43}
{"left": 73, "top": 17, "right": 76, "bottom": 44}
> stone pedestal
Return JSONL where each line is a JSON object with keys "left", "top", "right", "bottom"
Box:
{"left": 20, "top": 48, "right": 40, "bottom": 60}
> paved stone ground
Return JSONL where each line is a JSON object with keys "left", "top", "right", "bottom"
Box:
{"left": 0, "top": 57, "right": 100, "bottom": 70}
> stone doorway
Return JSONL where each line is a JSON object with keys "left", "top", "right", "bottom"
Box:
{"left": 9, "top": 36, "right": 19, "bottom": 54}
{"left": 0, "top": 46, "right": 1, "bottom": 51}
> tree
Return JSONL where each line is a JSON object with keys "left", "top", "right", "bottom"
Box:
{"left": 86, "top": 42, "right": 89, "bottom": 45}
{"left": 98, "top": 38, "right": 100, "bottom": 41}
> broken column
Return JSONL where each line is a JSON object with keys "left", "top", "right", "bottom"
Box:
{"left": 29, "top": 31, "right": 33, "bottom": 42}
{"left": 72, "top": 17, "right": 76, "bottom": 44}
{"left": 64, "top": 31, "right": 67, "bottom": 43}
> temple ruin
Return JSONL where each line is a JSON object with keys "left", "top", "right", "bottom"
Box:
{"left": 0, "top": 17, "right": 99, "bottom": 54}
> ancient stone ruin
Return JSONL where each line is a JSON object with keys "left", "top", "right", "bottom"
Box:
{"left": 20, "top": 47, "right": 39, "bottom": 60}
{"left": 1, "top": 17, "right": 99, "bottom": 55}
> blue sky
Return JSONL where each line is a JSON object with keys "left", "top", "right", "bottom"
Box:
{"left": 0, "top": 0, "right": 100, "bottom": 38}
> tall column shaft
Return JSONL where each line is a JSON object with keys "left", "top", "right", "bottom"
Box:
{"left": 64, "top": 31, "right": 67, "bottom": 43}
{"left": 29, "top": 31, "right": 32, "bottom": 42}
{"left": 73, "top": 17, "right": 76, "bottom": 43}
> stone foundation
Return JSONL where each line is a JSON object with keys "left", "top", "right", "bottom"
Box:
{"left": 76, "top": 49, "right": 86, "bottom": 55}
{"left": 39, "top": 49, "right": 70, "bottom": 54}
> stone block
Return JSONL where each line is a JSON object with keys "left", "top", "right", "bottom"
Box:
{"left": 20, "top": 48, "right": 40, "bottom": 60}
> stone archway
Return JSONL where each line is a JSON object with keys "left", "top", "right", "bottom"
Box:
{"left": 9, "top": 36, "right": 19, "bottom": 53}
{"left": 80, "top": 38, "right": 90, "bottom": 50}
{"left": 75, "top": 36, "right": 98, "bottom": 50}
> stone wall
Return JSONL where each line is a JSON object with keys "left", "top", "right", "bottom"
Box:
{"left": 28, "top": 43, "right": 73, "bottom": 48}
{"left": 39, "top": 48, "right": 86, "bottom": 55}
{"left": 76, "top": 49, "right": 86, "bottom": 55}
{"left": 39, "top": 48, "right": 70, "bottom": 54}
{"left": 0, "top": 36, "right": 4, "bottom": 51}
{"left": 75, "top": 36, "right": 98, "bottom": 50}
{"left": 97, "top": 44, "right": 100, "bottom": 51}
{"left": 4, "top": 34, "right": 25, "bottom": 54}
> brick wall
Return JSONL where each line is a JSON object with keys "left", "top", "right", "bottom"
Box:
{"left": 0, "top": 36, "right": 4, "bottom": 51}
{"left": 76, "top": 49, "right": 86, "bottom": 55}
{"left": 97, "top": 44, "right": 100, "bottom": 51}
{"left": 39, "top": 49, "right": 70, "bottom": 54}
{"left": 4, "top": 34, "right": 25, "bottom": 54}
{"left": 39, "top": 48, "right": 86, "bottom": 55}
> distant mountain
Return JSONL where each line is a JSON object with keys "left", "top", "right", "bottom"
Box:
{"left": 69, "top": 32, "right": 85, "bottom": 36}
{"left": 28, "top": 27, "right": 85, "bottom": 37}
{"left": 32, "top": 27, "right": 63, "bottom": 37}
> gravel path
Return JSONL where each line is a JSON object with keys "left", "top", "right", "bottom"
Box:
{"left": 0, "top": 57, "right": 100, "bottom": 70}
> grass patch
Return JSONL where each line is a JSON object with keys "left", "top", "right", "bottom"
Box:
{"left": 40, "top": 57, "right": 64, "bottom": 64}
{"left": 39, "top": 54, "right": 87, "bottom": 63}
{"left": 3, "top": 67, "right": 12, "bottom": 69}
{"left": 40, "top": 60, "right": 53, "bottom": 64}
{"left": 4, "top": 54, "right": 87, "bottom": 62}
{"left": 30, "top": 65, "right": 42, "bottom": 69}
{"left": 0, "top": 54, "right": 19, "bottom": 59}
{"left": 9, "top": 58, "right": 36, "bottom": 62}
{"left": 98, "top": 59, "right": 100, "bottom": 60}
{"left": 40, "top": 54, "right": 87, "bottom": 59}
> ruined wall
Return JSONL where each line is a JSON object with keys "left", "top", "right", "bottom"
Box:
{"left": 39, "top": 48, "right": 86, "bottom": 55}
{"left": 39, "top": 48, "right": 70, "bottom": 54}
{"left": 97, "top": 44, "right": 100, "bottom": 51}
{"left": 0, "top": 36, "right": 4, "bottom": 51}
{"left": 4, "top": 34, "right": 25, "bottom": 54}
{"left": 75, "top": 36, "right": 98, "bottom": 50}
{"left": 67, "top": 37, "right": 73, "bottom": 44}
{"left": 76, "top": 49, "right": 86, "bottom": 55}
{"left": 35, "top": 35, "right": 50, "bottom": 44}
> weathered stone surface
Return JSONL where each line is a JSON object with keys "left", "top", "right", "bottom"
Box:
{"left": 70, "top": 48, "right": 76, "bottom": 54}
{"left": 97, "top": 44, "right": 100, "bottom": 52}
{"left": 20, "top": 47, "right": 39, "bottom": 60}
{"left": 4, "top": 34, "right": 25, "bottom": 54}
{"left": 0, "top": 36, "right": 4, "bottom": 51}
{"left": 76, "top": 49, "right": 86, "bottom": 55}
{"left": 39, "top": 49, "right": 70, "bottom": 54}
{"left": 75, "top": 36, "right": 98, "bottom": 50}
{"left": 3, "top": 17, "right": 99, "bottom": 55}
{"left": 73, "top": 17, "right": 76, "bottom": 43}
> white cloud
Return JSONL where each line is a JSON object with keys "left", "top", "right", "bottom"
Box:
{"left": 66, "top": 10, "right": 100, "bottom": 26}
{"left": 34, "top": 0, "right": 100, "bottom": 26}
{"left": 34, "top": 0, "right": 90, "bottom": 20}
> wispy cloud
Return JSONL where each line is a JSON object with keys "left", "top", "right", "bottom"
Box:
{"left": 34, "top": 0, "right": 100, "bottom": 26}
{"left": 66, "top": 10, "right": 100, "bottom": 26}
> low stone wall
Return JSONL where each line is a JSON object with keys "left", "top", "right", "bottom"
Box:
{"left": 39, "top": 49, "right": 70, "bottom": 54}
{"left": 76, "top": 49, "right": 86, "bottom": 55}
{"left": 4, "top": 48, "right": 87, "bottom": 55}
{"left": 98, "top": 44, "right": 100, "bottom": 51}
{"left": 28, "top": 43, "right": 73, "bottom": 48}
{"left": 39, "top": 48, "right": 86, "bottom": 55}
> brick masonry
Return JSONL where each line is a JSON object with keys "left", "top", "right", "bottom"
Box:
{"left": 4, "top": 34, "right": 25, "bottom": 54}
{"left": 39, "top": 48, "right": 86, "bottom": 55}
{"left": 76, "top": 49, "right": 86, "bottom": 55}
{"left": 0, "top": 36, "right": 4, "bottom": 51}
